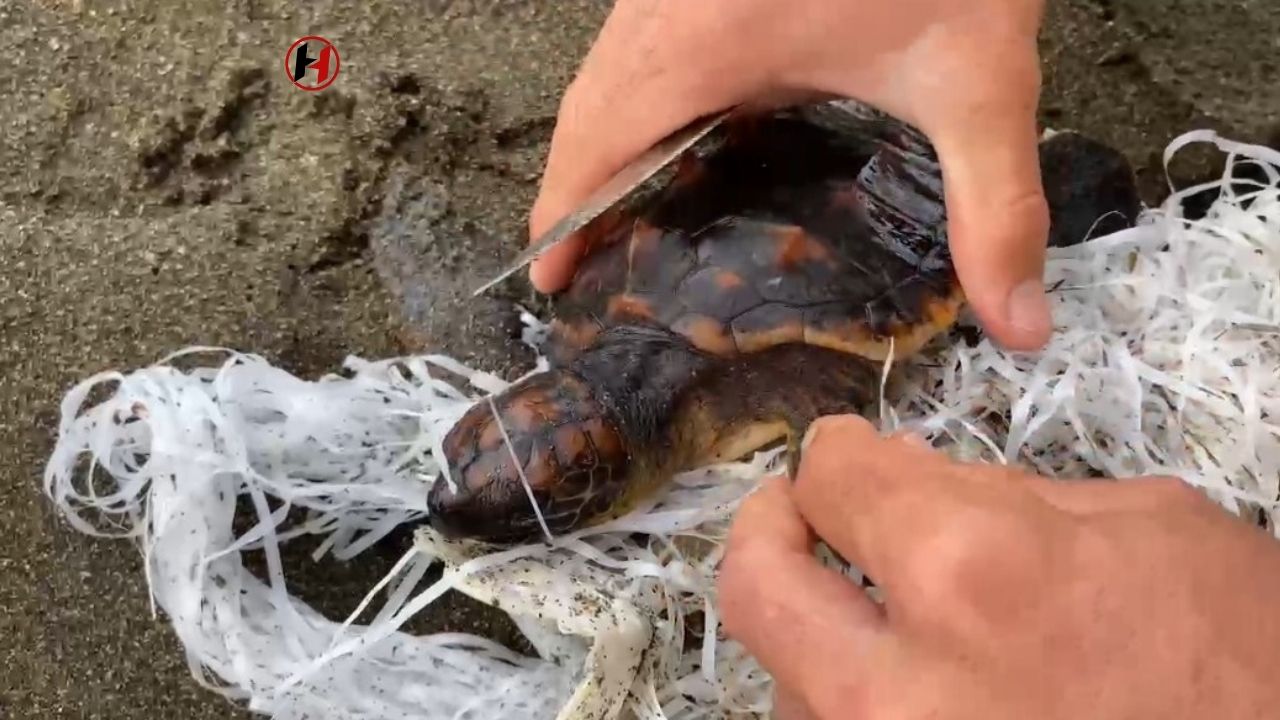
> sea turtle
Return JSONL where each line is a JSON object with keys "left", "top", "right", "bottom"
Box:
{"left": 424, "top": 102, "right": 1141, "bottom": 545}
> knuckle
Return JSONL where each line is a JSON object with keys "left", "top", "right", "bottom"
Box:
{"left": 1011, "top": 189, "right": 1051, "bottom": 233}
{"left": 901, "top": 508, "right": 1039, "bottom": 603}
{"left": 805, "top": 679, "right": 880, "bottom": 720}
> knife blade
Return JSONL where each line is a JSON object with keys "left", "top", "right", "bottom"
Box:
{"left": 472, "top": 110, "right": 731, "bottom": 296}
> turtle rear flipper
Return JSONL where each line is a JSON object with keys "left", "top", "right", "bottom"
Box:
{"left": 1038, "top": 131, "right": 1145, "bottom": 247}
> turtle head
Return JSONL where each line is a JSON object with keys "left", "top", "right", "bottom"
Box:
{"left": 428, "top": 369, "right": 631, "bottom": 545}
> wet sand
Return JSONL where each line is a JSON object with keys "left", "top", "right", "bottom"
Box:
{"left": 2, "top": 0, "right": 1277, "bottom": 716}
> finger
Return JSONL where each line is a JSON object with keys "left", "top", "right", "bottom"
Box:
{"left": 887, "top": 427, "right": 934, "bottom": 450}
{"left": 526, "top": 221, "right": 586, "bottom": 295}
{"left": 719, "top": 476, "right": 893, "bottom": 706}
{"left": 920, "top": 41, "right": 1052, "bottom": 352}
{"left": 790, "top": 415, "right": 1009, "bottom": 587}
{"left": 527, "top": 2, "right": 753, "bottom": 293}
{"left": 792, "top": 419, "right": 1086, "bottom": 638}
{"left": 1030, "top": 474, "right": 1208, "bottom": 515}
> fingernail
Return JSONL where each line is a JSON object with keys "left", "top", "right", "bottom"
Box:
{"left": 798, "top": 412, "right": 839, "bottom": 450}
{"left": 801, "top": 421, "right": 823, "bottom": 451}
{"left": 528, "top": 260, "right": 549, "bottom": 289}
{"left": 896, "top": 431, "right": 932, "bottom": 449}
{"left": 1007, "top": 278, "right": 1052, "bottom": 337}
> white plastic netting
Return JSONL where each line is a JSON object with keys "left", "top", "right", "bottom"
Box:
{"left": 42, "top": 130, "right": 1280, "bottom": 720}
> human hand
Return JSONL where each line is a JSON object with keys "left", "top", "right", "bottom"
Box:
{"left": 529, "top": 0, "right": 1053, "bottom": 350}
{"left": 718, "top": 415, "right": 1280, "bottom": 719}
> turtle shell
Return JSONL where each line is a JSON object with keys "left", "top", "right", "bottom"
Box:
{"left": 547, "top": 108, "right": 964, "bottom": 364}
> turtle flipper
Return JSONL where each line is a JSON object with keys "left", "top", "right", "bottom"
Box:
{"left": 678, "top": 343, "right": 884, "bottom": 476}
{"left": 1038, "top": 131, "right": 1144, "bottom": 247}
{"left": 785, "top": 424, "right": 805, "bottom": 482}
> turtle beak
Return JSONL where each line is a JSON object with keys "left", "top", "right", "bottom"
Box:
{"left": 425, "top": 476, "right": 545, "bottom": 546}
{"left": 425, "top": 478, "right": 472, "bottom": 541}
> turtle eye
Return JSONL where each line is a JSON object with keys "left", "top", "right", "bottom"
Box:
{"left": 427, "top": 370, "right": 629, "bottom": 544}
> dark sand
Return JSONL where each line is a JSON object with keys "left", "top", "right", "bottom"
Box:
{"left": 2, "top": 0, "right": 1277, "bottom": 716}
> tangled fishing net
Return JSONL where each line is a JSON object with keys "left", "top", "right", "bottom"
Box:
{"left": 43, "top": 130, "right": 1280, "bottom": 719}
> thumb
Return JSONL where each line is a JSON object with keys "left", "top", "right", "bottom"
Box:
{"left": 921, "top": 49, "right": 1052, "bottom": 351}
{"left": 719, "top": 476, "right": 895, "bottom": 715}
{"left": 527, "top": 84, "right": 738, "bottom": 294}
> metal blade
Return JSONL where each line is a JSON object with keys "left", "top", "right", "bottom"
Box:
{"left": 472, "top": 110, "right": 730, "bottom": 296}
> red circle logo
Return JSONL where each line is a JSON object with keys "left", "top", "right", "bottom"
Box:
{"left": 285, "top": 36, "right": 340, "bottom": 92}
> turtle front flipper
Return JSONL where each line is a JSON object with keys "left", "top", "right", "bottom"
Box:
{"left": 785, "top": 425, "right": 809, "bottom": 483}
{"left": 677, "top": 342, "right": 885, "bottom": 480}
